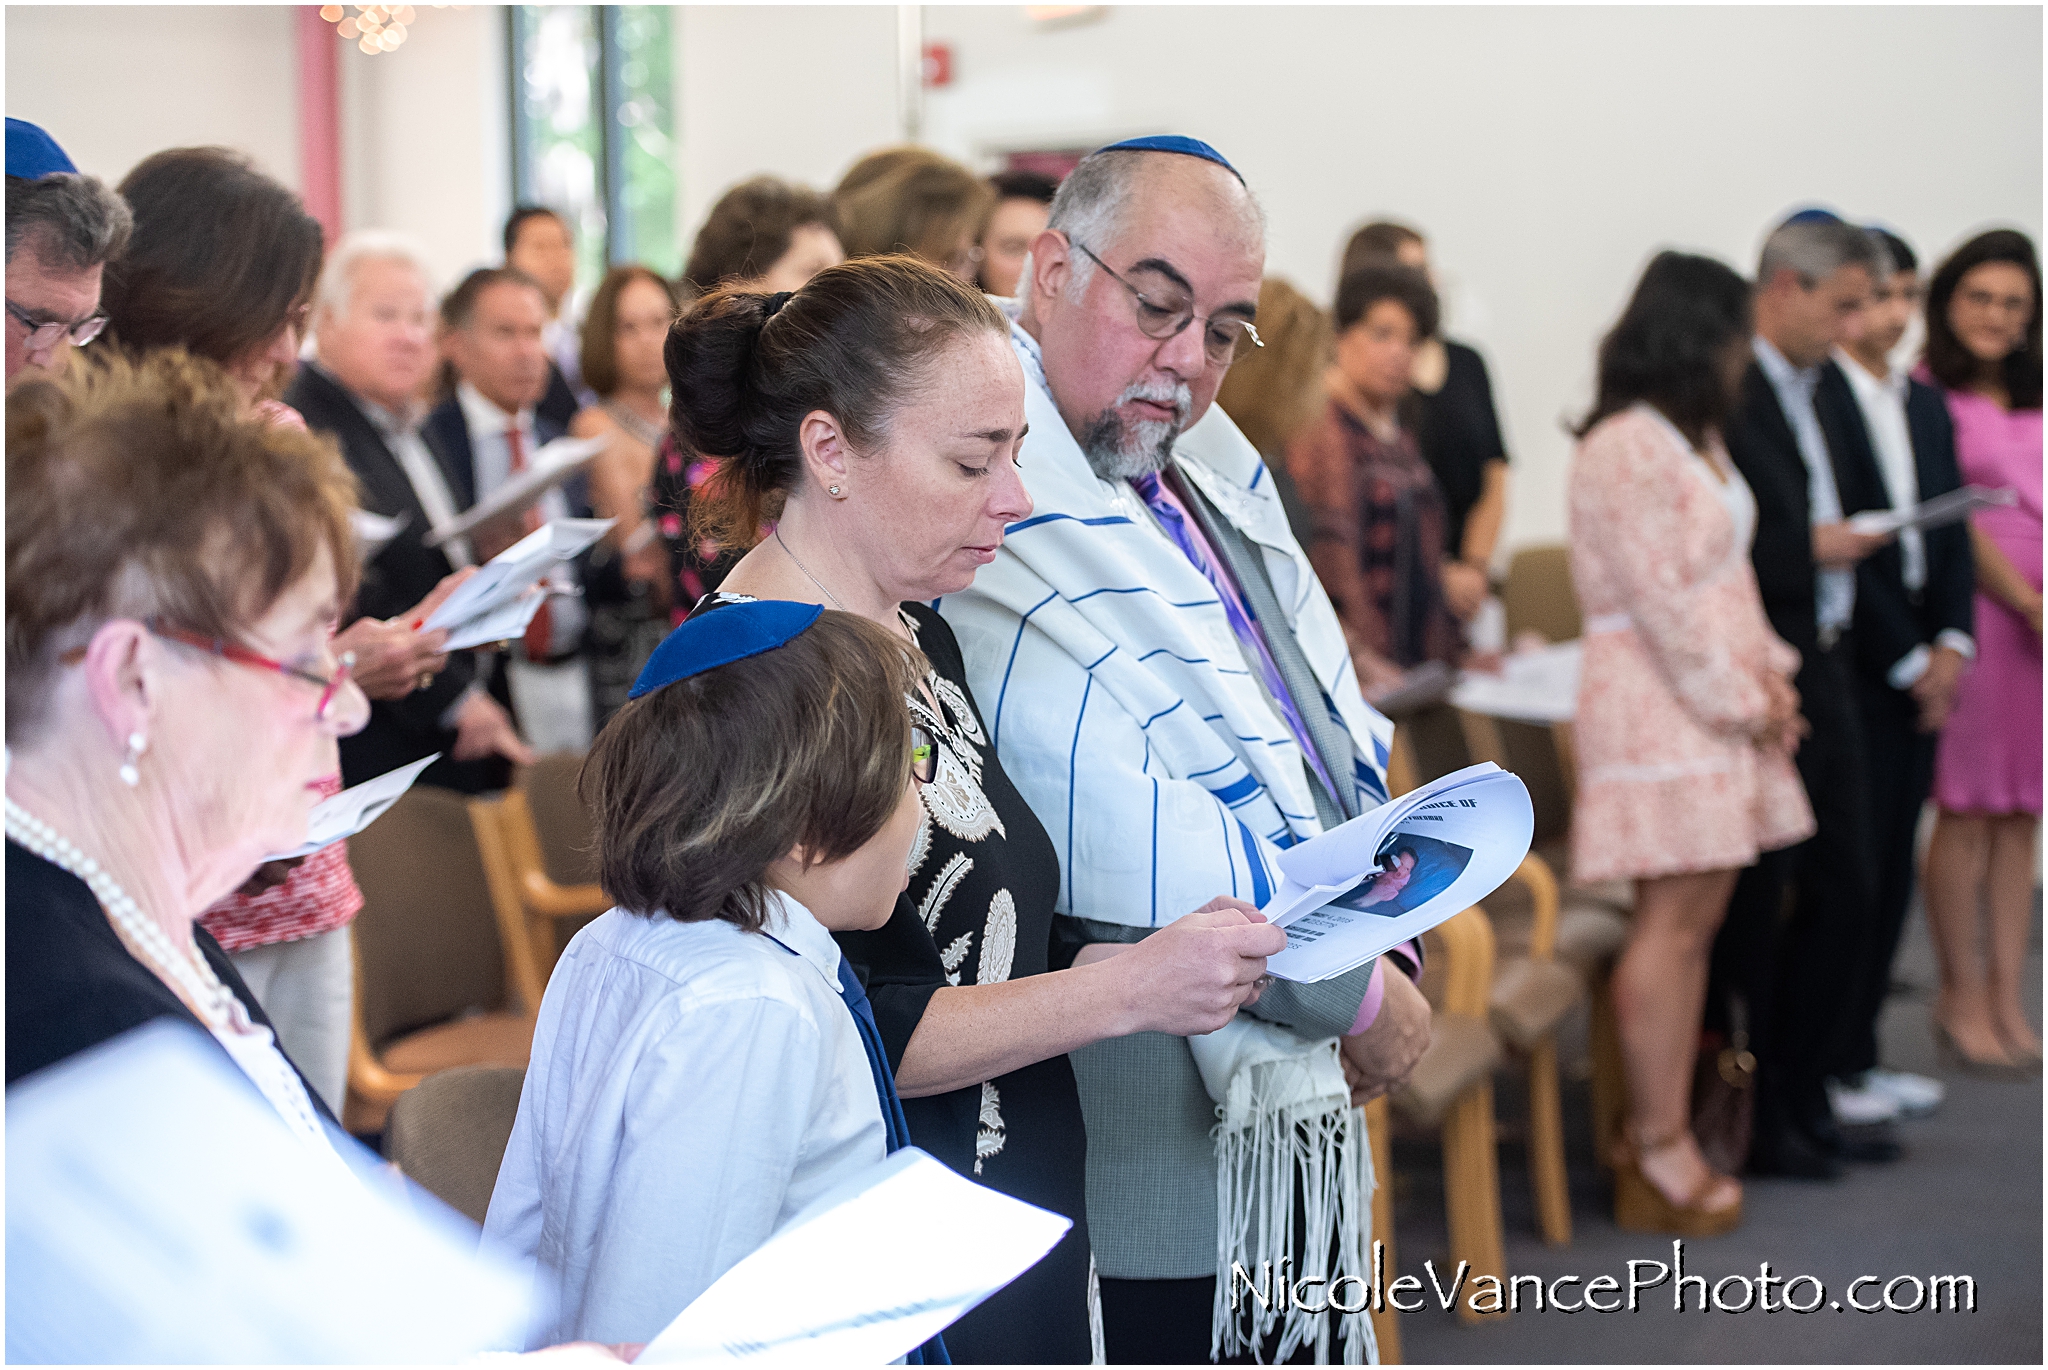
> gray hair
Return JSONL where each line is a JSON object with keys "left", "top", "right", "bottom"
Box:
{"left": 4, "top": 172, "right": 132, "bottom": 271}
{"left": 311, "top": 228, "right": 435, "bottom": 331}
{"left": 1017, "top": 149, "right": 1266, "bottom": 310}
{"left": 1757, "top": 217, "right": 1884, "bottom": 290}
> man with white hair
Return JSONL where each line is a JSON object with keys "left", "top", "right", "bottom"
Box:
{"left": 940, "top": 137, "right": 1431, "bottom": 1364}
{"left": 287, "top": 231, "right": 533, "bottom": 794}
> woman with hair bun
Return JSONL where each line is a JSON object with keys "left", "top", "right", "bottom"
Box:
{"left": 665, "top": 254, "right": 1290, "bottom": 1364}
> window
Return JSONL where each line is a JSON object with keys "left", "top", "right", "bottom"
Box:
{"left": 509, "top": 5, "right": 679, "bottom": 284}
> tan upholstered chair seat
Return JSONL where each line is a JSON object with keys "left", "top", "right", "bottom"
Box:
{"left": 380, "top": 1011, "right": 537, "bottom": 1078}
{"left": 1489, "top": 958, "right": 1584, "bottom": 1054}
{"left": 1392, "top": 1011, "right": 1503, "bottom": 1130}
{"left": 386, "top": 1065, "right": 529, "bottom": 1226}
{"left": 1555, "top": 904, "right": 1632, "bottom": 985}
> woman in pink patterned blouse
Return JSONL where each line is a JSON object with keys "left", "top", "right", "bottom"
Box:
{"left": 1569, "top": 253, "right": 1815, "bottom": 1237}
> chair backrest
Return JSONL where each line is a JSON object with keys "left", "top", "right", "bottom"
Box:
{"left": 517, "top": 751, "right": 598, "bottom": 887}
{"left": 384, "top": 1065, "right": 528, "bottom": 1226}
{"left": 1500, "top": 545, "right": 1581, "bottom": 644}
{"left": 347, "top": 785, "right": 513, "bottom": 1050}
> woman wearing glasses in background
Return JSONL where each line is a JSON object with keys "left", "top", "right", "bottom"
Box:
{"left": 95, "top": 146, "right": 469, "bottom": 1114}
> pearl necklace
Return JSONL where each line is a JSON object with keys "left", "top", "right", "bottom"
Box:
{"left": 4, "top": 797, "right": 330, "bottom": 1149}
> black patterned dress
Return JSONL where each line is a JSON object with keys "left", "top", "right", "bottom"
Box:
{"left": 697, "top": 595, "right": 1095, "bottom": 1364}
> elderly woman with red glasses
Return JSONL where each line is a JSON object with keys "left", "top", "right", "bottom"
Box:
{"left": 4, "top": 350, "right": 378, "bottom": 1116}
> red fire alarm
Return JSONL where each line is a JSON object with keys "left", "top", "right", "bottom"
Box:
{"left": 922, "top": 42, "right": 952, "bottom": 88}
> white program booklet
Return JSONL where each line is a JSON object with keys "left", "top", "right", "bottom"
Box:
{"left": 423, "top": 435, "right": 609, "bottom": 545}
{"left": 262, "top": 751, "right": 439, "bottom": 861}
{"left": 351, "top": 507, "right": 410, "bottom": 560}
{"left": 423, "top": 516, "right": 613, "bottom": 651}
{"left": 6, "top": 1021, "right": 536, "bottom": 1363}
{"left": 1847, "top": 483, "right": 2017, "bottom": 536}
{"left": 1260, "top": 763, "right": 1534, "bottom": 983}
{"left": 637, "top": 1147, "right": 1072, "bottom": 1366}
{"left": 1450, "top": 640, "right": 1583, "bottom": 725}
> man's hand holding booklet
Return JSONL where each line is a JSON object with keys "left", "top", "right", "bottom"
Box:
{"left": 1259, "top": 763, "right": 1534, "bottom": 982}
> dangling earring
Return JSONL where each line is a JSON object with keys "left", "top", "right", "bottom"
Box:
{"left": 119, "top": 732, "right": 147, "bottom": 788}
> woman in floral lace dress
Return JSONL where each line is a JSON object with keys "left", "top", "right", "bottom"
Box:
{"left": 1569, "top": 252, "right": 1814, "bottom": 1238}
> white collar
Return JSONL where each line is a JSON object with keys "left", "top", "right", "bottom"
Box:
{"left": 1753, "top": 335, "right": 1816, "bottom": 390}
{"left": 1833, "top": 345, "right": 1906, "bottom": 400}
{"left": 760, "top": 889, "right": 844, "bottom": 992}
{"left": 457, "top": 380, "right": 533, "bottom": 439}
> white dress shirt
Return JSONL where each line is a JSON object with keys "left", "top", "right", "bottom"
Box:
{"left": 456, "top": 381, "right": 586, "bottom": 655}
{"left": 1834, "top": 349, "right": 1978, "bottom": 687}
{"left": 481, "top": 892, "right": 886, "bottom": 1347}
{"left": 1754, "top": 337, "right": 1854, "bottom": 637}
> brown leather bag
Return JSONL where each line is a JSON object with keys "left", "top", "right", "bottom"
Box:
{"left": 1690, "top": 1026, "right": 1756, "bottom": 1175}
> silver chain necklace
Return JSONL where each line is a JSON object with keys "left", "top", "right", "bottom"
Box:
{"left": 774, "top": 527, "right": 849, "bottom": 612}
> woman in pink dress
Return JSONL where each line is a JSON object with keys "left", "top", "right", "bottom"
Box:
{"left": 1919, "top": 230, "right": 2044, "bottom": 1073}
{"left": 1569, "top": 253, "right": 1815, "bottom": 1236}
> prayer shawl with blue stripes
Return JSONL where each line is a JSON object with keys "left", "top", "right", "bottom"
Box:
{"left": 939, "top": 317, "right": 1395, "bottom": 1363}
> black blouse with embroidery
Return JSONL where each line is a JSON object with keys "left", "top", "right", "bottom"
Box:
{"left": 692, "top": 596, "right": 1092, "bottom": 1363}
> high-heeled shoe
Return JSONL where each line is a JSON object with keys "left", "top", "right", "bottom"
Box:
{"left": 1933, "top": 1021, "right": 2036, "bottom": 1079}
{"left": 1612, "top": 1132, "right": 1743, "bottom": 1238}
{"left": 1994, "top": 1023, "right": 2043, "bottom": 1071}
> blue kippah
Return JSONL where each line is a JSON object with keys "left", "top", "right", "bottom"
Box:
{"left": 6, "top": 118, "right": 76, "bottom": 181}
{"left": 1783, "top": 207, "right": 1844, "bottom": 227}
{"left": 1094, "top": 135, "right": 1243, "bottom": 184}
{"left": 628, "top": 600, "right": 824, "bottom": 699}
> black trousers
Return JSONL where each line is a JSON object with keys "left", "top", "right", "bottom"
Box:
{"left": 1710, "top": 636, "right": 1876, "bottom": 1134}
{"left": 1838, "top": 668, "right": 1938, "bottom": 1077}
{"left": 1098, "top": 1276, "right": 1341, "bottom": 1366}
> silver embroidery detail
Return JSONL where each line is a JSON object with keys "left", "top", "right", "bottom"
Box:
{"left": 978, "top": 889, "right": 1018, "bottom": 985}
{"left": 974, "top": 1079, "right": 1007, "bottom": 1174}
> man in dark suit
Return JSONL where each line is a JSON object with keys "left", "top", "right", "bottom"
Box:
{"left": 289, "top": 234, "right": 534, "bottom": 795}
{"left": 1716, "top": 212, "right": 1896, "bottom": 1179}
{"left": 1820, "top": 227, "right": 1974, "bottom": 1127}
{"left": 503, "top": 205, "right": 583, "bottom": 434}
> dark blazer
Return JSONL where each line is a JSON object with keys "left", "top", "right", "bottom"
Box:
{"left": 1723, "top": 358, "right": 1890, "bottom": 660}
{"left": 418, "top": 393, "right": 572, "bottom": 515}
{"left": 1814, "top": 363, "right": 1977, "bottom": 684}
{"left": 538, "top": 360, "right": 580, "bottom": 436}
{"left": 6, "top": 841, "right": 336, "bottom": 1123}
{"left": 285, "top": 363, "right": 506, "bottom": 794}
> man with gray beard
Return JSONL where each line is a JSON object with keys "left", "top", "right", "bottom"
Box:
{"left": 939, "top": 137, "right": 1431, "bottom": 1363}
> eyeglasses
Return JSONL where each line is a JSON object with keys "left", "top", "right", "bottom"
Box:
{"left": 145, "top": 618, "right": 357, "bottom": 721}
{"left": 1070, "top": 242, "right": 1264, "bottom": 367}
{"left": 910, "top": 724, "right": 938, "bottom": 786}
{"left": 6, "top": 298, "right": 108, "bottom": 351}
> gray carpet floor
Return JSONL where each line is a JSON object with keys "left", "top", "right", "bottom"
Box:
{"left": 1392, "top": 891, "right": 2042, "bottom": 1364}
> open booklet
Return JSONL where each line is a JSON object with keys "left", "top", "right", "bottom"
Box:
{"left": 423, "top": 434, "right": 610, "bottom": 545}
{"left": 1260, "top": 763, "right": 1534, "bottom": 983}
{"left": 263, "top": 752, "right": 439, "bottom": 861}
{"left": 423, "top": 517, "right": 614, "bottom": 652}
{"left": 6, "top": 1021, "right": 535, "bottom": 1363}
{"left": 1847, "top": 483, "right": 2017, "bottom": 537}
{"left": 637, "top": 1147, "right": 1071, "bottom": 1365}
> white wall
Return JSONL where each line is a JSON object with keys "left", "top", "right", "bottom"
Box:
{"left": 11, "top": 6, "right": 2040, "bottom": 554}
{"left": 6, "top": 5, "right": 301, "bottom": 190}
{"left": 338, "top": 4, "right": 510, "bottom": 292}
{"left": 909, "top": 4, "right": 2045, "bottom": 553}
{"left": 673, "top": 6, "right": 902, "bottom": 246}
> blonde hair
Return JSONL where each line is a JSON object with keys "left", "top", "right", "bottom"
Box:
{"left": 1215, "top": 277, "right": 1333, "bottom": 457}
{"left": 831, "top": 146, "right": 994, "bottom": 268}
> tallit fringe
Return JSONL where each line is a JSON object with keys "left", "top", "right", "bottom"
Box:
{"left": 1211, "top": 1090, "right": 1376, "bottom": 1365}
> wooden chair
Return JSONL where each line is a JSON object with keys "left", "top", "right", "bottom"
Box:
{"left": 1364, "top": 1094, "right": 1402, "bottom": 1362}
{"left": 1389, "top": 904, "right": 1507, "bottom": 1324}
{"left": 343, "top": 785, "right": 540, "bottom": 1135}
{"left": 385, "top": 1065, "right": 527, "bottom": 1225}
{"left": 1499, "top": 544, "right": 1582, "bottom": 645}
